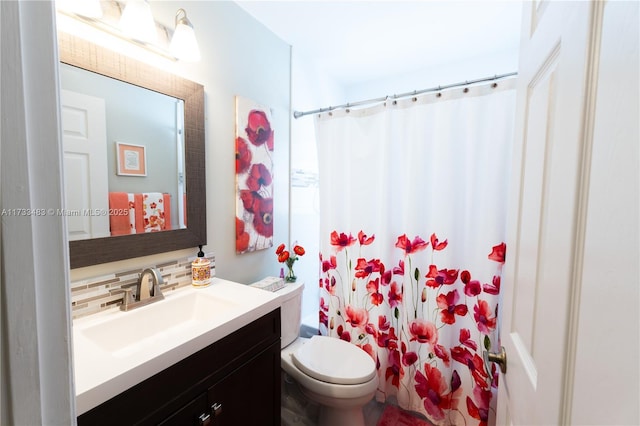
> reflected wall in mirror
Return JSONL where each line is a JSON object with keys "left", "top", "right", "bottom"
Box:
{"left": 58, "top": 32, "right": 206, "bottom": 269}
{"left": 60, "top": 63, "right": 187, "bottom": 240}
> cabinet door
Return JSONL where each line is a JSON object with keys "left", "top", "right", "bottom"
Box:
{"left": 207, "top": 341, "right": 280, "bottom": 426}
{"left": 158, "top": 393, "right": 209, "bottom": 426}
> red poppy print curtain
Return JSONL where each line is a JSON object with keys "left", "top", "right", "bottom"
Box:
{"left": 315, "top": 79, "right": 516, "bottom": 425}
{"left": 235, "top": 96, "right": 274, "bottom": 253}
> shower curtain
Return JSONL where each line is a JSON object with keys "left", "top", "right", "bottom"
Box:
{"left": 315, "top": 79, "right": 516, "bottom": 426}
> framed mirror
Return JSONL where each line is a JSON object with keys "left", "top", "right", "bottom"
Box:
{"left": 58, "top": 32, "right": 206, "bottom": 269}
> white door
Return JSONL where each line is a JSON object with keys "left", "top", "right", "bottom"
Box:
{"left": 497, "top": 1, "right": 595, "bottom": 424}
{"left": 61, "top": 89, "right": 110, "bottom": 240}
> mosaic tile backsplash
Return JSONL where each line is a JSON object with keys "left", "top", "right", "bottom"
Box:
{"left": 70, "top": 253, "right": 215, "bottom": 319}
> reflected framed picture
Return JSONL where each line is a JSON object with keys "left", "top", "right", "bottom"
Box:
{"left": 116, "top": 142, "right": 147, "bottom": 176}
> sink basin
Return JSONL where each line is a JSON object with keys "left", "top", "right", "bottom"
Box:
{"left": 80, "top": 290, "right": 241, "bottom": 358}
{"left": 73, "top": 278, "right": 282, "bottom": 415}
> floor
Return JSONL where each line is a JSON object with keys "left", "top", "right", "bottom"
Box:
{"left": 281, "top": 372, "right": 428, "bottom": 426}
{"left": 362, "top": 399, "right": 387, "bottom": 425}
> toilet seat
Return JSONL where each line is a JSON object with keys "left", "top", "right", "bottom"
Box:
{"left": 291, "top": 335, "right": 376, "bottom": 385}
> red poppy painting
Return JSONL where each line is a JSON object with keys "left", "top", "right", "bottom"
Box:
{"left": 235, "top": 96, "right": 274, "bottom": 253}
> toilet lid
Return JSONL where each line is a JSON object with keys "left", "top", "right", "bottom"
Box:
{"left": 291, "top": 335, "right": 376, "bottom": 385}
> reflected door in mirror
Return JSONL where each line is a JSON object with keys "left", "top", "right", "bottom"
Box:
{"left": 61, "top": 89, "right": 110, "bottom": 240}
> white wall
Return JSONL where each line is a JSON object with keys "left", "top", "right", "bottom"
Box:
{"left": 69, "top": 1, "right": 292, "bottom": 286}
{"left": 346, "top": 49, "right": 519, "bottom": 103}
{"left": 290, "top": 50, "right": 345, "bottom": 327}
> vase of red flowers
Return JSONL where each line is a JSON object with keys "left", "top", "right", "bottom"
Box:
{"left": 276, "top": 242, "right": 305, "bottom": 282}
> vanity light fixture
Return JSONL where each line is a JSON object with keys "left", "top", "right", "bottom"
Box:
{"left": 56, "top": 0, "right": 201, "bottom": 63}
{"left": 120, "top": 0, "right": 157, "bottom": 44}
{"left": 170, "top": 8, "right": 201, "bottom": 62}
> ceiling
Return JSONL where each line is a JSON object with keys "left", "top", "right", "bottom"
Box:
{"left": 236, "top": 1, "right": 523, "bottom": 87}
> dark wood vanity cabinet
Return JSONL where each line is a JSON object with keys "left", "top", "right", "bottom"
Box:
{"left": 78, "top": 309, "right": 281, "bottom": 426}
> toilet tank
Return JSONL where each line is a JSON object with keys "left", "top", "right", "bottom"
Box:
{"left": 273, "top": 281, "right": 304, "bottom": 348}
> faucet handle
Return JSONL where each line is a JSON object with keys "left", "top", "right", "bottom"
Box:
{"left": 110, "top": 287, "right": 134, "bottom": 310}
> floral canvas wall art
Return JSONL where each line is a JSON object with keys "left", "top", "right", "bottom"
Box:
{"left": 235, "top": 96, "right": 274, "bottom": 253}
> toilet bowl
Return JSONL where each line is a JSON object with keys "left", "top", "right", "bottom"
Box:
{"left": 281, "top": 336, "right": 377, "bottom": 426}
{"left": 272, "top": 282, "right": 377, "bottom": 426}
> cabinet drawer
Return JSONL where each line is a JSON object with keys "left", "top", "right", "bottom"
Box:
{"left": 158, "top": 393, "right": 208, "bottom": 426}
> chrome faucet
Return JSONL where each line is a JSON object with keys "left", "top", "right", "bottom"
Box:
{"left": 111, "top": 267, "right": 165, "bottom": 311}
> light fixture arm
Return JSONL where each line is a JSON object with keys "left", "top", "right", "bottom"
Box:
{"left": 175, "top": 8, "right": 193, "bottom": 30}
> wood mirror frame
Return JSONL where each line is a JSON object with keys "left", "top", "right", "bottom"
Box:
{"left": 59, "top": 32, "right": 206, "bottom": 269}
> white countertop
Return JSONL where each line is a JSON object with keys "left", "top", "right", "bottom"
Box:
{"left": 72, "top": 278, "right": 281, "bottom": 416}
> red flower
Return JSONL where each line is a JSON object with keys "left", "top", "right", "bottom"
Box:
{"left": 365, "top": 278, "right": 384, "bottom": 306}
{"left": 464, "top": 280, "right": 482, "bottom": 297}
{"left": 330, "top": 231, "right": 357, "bottom": 251}
{"left": 483, "top": 275, "right": 501, "bottom": 295}
{"left": 426, "top": 266, "right": 459, "bottom": 288}
{"left": 430, "top": 233, "right": 448, "bottom": 251}
{"left": 409, "top": 318, "right": 438, "bottom": 346}
{"left": 293, "top": 245, "right": 305, "bottom": 256}
{"left": 402, "top": 351, "right": 418, "bottom": 367}
{"left": 345, "top": 305, "right": 369, "bottom": 329}
{"left": 322, "top": 255, "right": 337, "bottom": 272}
{"left": 336, "top": 325, "right": 351, "bottom": 342}
{"left": 467, "top": 385, "right": 492, "bottom": 426}
{"left": 387, "top": 281, "right": 403, "bottom": 308}
{"left": 246, "top": 163, "right": 272, "bottom": 191}
{"left": 392, "top": 259, "right": 405, "bottom": 276}
{"left": 434, "top": 344, "right": 451, "bottom": 367}
{"left": 436, "top": 290, "right": 469, "bottom": 324}
{"left": 235, "top": 137, "right": 252, "bottom": 174}
{"left": 414, "top": 363, "right": 452, "bottom": 421}
{"left": 378, "top": 315, "right": 390, "bottom": 331}
{"left": 459, "top": 328, "right": 478, "bottom": 351}
{"left": 319, "top": 297, "right": 329, "bottom": 328}
{"left": 278, "top": 251, "right": 290, "bottom": 263}
{"left": 245, "top": 109, "right": 274, "bottom": 150}
{"left": 252, "top": 197, "right": 273, "bottom": 237}
{"left": 239, "top": 190, "right": 260, "bottom": 213}
{"left": 451, "top": 346, "right": 489, "bottom": 389}
{"left": 322, "top": 276, "right": 336, "bottom": 295}
{"left": 236, "top": 217, "right": 250, "bottom": 252}
{"left": 488, "top": 242, "right": 506, "bottom": 263}
{"left": 474, "top": 300, "right": 497, "bottom": 334}
{"left": 358, "top": 230, "right": 375, "bottom": 245}
{"left": 385, "top": 349, "right": 404, "bottom": 388}
{"left": 395, "top": 234, "right": 429, "bottom": 254}
{"left": 355, "top": 258, "right": 382, "bottom": 278}
{"left": 275, "top": 243, "right": 285, "bottom": 255}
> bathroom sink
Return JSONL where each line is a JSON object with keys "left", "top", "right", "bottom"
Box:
{"left": 79, "top": 289, "right": 241, "bottom": 358}
{"left": 73, "top": 278, "right": 281, "bottom": 415}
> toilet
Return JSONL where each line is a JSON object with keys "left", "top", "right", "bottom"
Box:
{"left": 274, "top": 282, "right": 378, "bottom": 426}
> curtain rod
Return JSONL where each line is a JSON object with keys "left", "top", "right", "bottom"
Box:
{"left": 293, "top": 71, "right": 518, "bottom": 119}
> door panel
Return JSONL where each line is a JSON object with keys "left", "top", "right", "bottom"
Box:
{"left": 498, "top": 1, "right": 594, "bottom": 424}
{"left": 61, "top": 89, "right": 109, "bottom": 240}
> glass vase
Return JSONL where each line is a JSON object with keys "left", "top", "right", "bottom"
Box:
{"left": 285, "top": 265, "right": 297, "bottom": 282}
